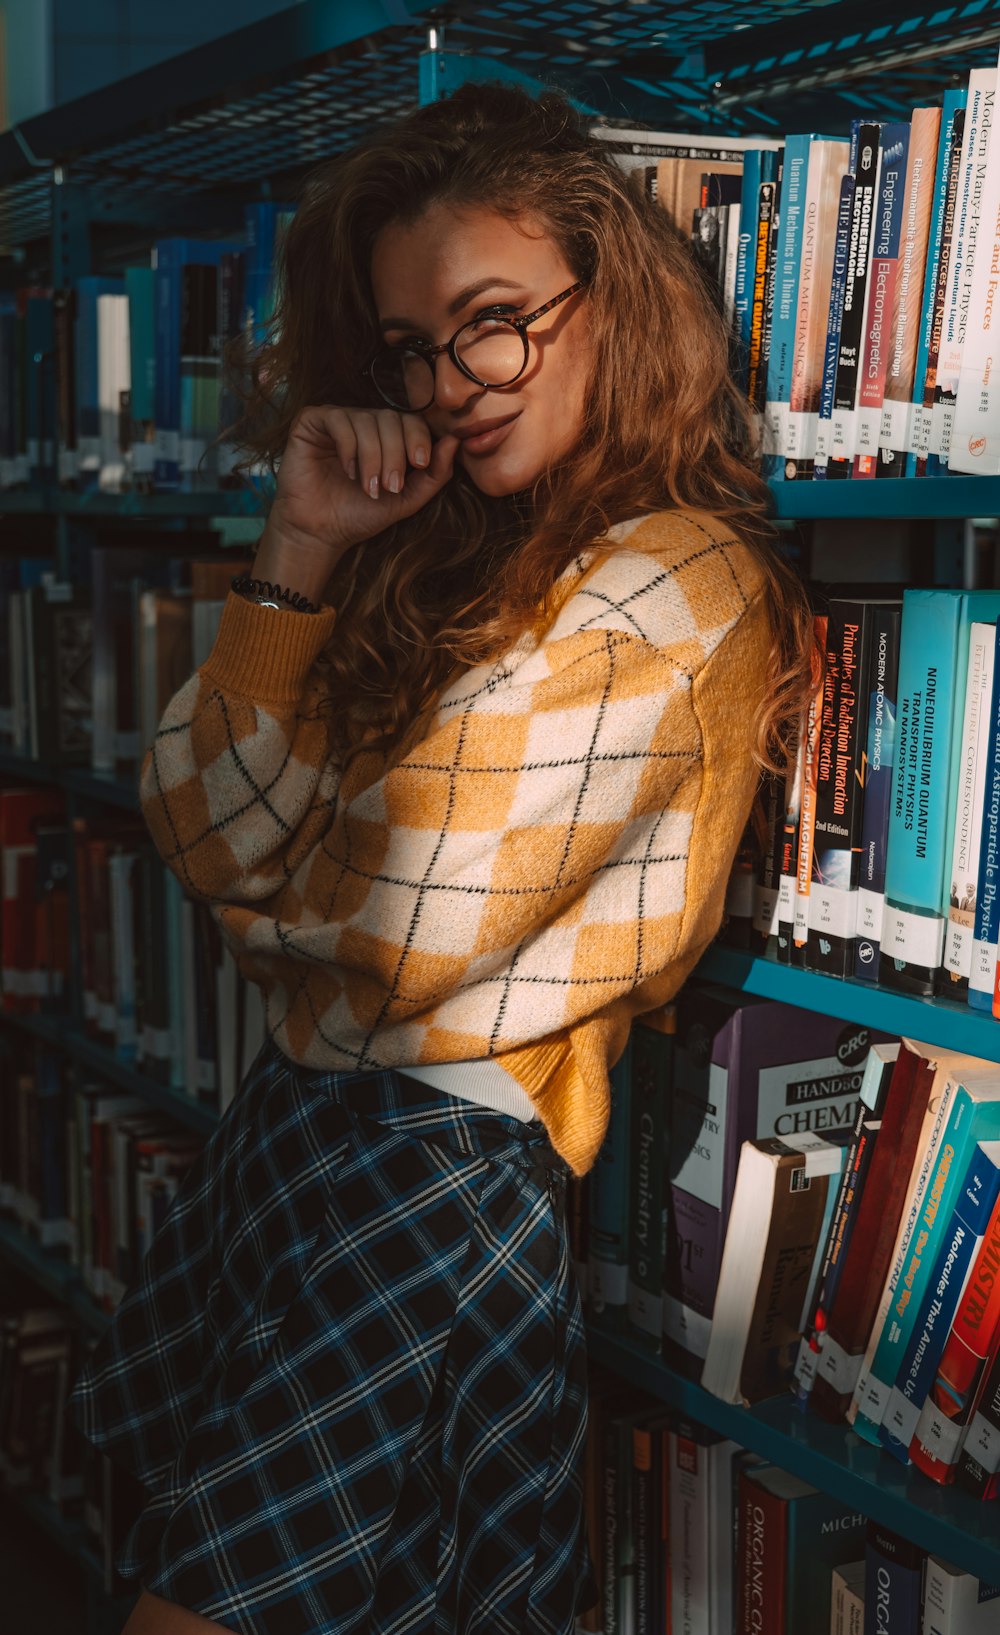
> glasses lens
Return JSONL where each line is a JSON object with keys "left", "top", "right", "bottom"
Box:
{"left": 454, "top": 317, "right": 525, "bottom": 385}
{"left": 370, "top": 347, "right": 435, "bottom": 411}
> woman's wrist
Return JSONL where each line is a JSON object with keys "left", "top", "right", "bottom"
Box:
{"left": 251, "top": 516, "right": 343, "bottom": 606}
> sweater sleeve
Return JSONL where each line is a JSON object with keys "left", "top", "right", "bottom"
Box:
{"left": 140, "top": 591, "right": 340, "bottom": 903}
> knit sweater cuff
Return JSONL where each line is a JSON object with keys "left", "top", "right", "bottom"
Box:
{"left": 200, "top": 591, "right": 337, "bottom": 707}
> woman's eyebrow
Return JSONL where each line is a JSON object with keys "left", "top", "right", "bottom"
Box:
{"left": 379, "top": 277, "right": 528, "bottom": 333}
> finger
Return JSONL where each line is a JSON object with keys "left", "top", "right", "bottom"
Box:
{"left": 350, "top": 412, "right": 385, "bottom": 500}
{"left": 374, "top": 410, "right": 408, "bottom": 496}
{"left": 401, "top": 413, "right": 434, "bottom": 472}
{"left": 405, "top": 432, "right": 459, "bottom": 497}
{"left": 295, "top": 405, "right": 359, "bottom": 481}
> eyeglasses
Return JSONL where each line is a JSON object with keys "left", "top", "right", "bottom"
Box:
{"left": 366, "top": 281, "right": 587, "bottom": 413}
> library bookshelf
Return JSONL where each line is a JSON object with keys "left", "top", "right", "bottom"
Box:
{"left": 3, "top": 0, "right": 1000, "bottom": 1624}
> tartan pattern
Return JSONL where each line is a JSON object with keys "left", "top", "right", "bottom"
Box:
{"left": 141, "top": 508, "right": 769, "bottom": 1175}
{"left": 68, "top": 1043, "right": 596, "bottom": 1634}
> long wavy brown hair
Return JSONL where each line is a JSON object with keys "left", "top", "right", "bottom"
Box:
{"left": 225, "top": 82, "right": 814, "bottom": 774}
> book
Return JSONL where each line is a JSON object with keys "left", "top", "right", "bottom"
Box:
{"left": 701, "top": 1133, "right": 847, "bottom": 1406}
{"left": 970, "top": 619, "right": 1000, "bottom": 1009}
{"left": 665, "top": 985, "right": 890, "bottom": 1373}
{"left": 853, "top": 122, "right": 911, "bottom": 477}
{"left": 864, "top": 1523, "right": 924, "bottom": 1634}
{"left": 764, "top": 135, "right": 832, "bottom": 478}
{"left": 733, "top": 149, "right": 780, "bottom": 394}
{"left": 853, "top": 1060, "right": 1000, "bottom": 1442}
{"left": 957, "top": 1341, "right": 1000, "bottom": 1498}
{"left": 854, "top": 604, "right": 902, "bottom": 979}
{"left": 940, "top": 623, "right": 997, "bottom": 996}
{"left": 933, "top": 66, "right": 997, "bottom": 469}
{"left": 737, "top": 1463, "right": 866, "bottom": 1635}
{"left": 881, "top": 1139, "right": 1000, "bottom": 1461}
{"left": 813, "top": 165, "right": 855, "bottom": 477}
{"left": 812, "top": 1040, "right": 962, "bottom": 1423}
{"left": 910, "top": 1183, "right": 1000, "bottom": 1484}
{"left": 793, "top": 614, "right": 827, "bottom": 963}
{"left": 746, "top": 179, "right": 778, "bottom": 416}
{"left": 877, "top": 107, "right": 942, "bottom": 477}
{"left": 881, "top": 591, "right": 1000, "bottom": 996}
{"left": 627, "top": 1009, "right": 672, "bottom": 1350}
{"left": 921, "top": 1557, "right": 1000, "bottom": 1632}
{"left": 831, "top": 1560, "right": 866, "bottom": 1635}
{"left": 784, "top": 137, "right": 851, "bottom": 476}
{"left": 668, "top": 1420, "right": 740, "bottom": 1635}
{"left": 588, "top": 1041, "right": 634, "bottom": 1329}
{"left": 795, "top": 1041, "right": 899, "bottom": 1402}
{"left": 908, "top": 92, "right": 968, "bottom": 475}
{"left": 827, "top": 122, "right": 882, "bottom": 479}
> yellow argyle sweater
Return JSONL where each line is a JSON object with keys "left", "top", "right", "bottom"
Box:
{"left": 140, "top": 507, "right": 771, "bottom": 1177}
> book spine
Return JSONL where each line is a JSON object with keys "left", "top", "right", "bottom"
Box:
{"left": 969, "top": 621, "right": 1000, "bottom": 1009}
{"left": 738, "top": 1469, "right": 786, "bottom": 1635}
{"left": 941, "top": 622, "right": 995, "bottom": 993}
{"left": 853, "top": 123, "right": 911, "bottom": 476}
{"left": 632, "top": 1424, "right": 652, "bottom": 1635}
{"left": 881, "top": 1141, "right": 1000, "bottom": 1460}
{"left": 956, "top": 1341, "right": 1000, "bottom": 1497}
{"left": 827, "top": 123, "right": 882, "bottom": 478}
{"left": 733, "top": 149, "right": 769, "bottom": 392}
{"left": 753, "top": 770, "right": 784, "bottom": 953}
{"left": 881, "top": 590, "right": 964, "bottom": 996}
{"left": 775, "top": 717, "right": 804, "bottom": 963}
{"left": 746, "top": 181, "right": 778, "bottom": 414}
{"left": 910, "top": 96, "right": 967, "bottom": 473}
{"left": 813, "top": 168, "right": 855, "bottom": 477}
{"left": 949, "top": 76, "right": 1000, "bottom": 471}
{"left": 877, "top": 107, "right": 941, "bottom": 476}
{"left": 864, "top": 1525, "right": 924, "bottom": 1632}
{"left": 793, "top": 614, "right": 828, "bottom": 963}
{"left": 763, "top": 134, "right": 813, "bottom": 477}
{"left": 808, "top": 603, "right": 875, "bottom": 975}
{"left": 910, "top": 1256, "right": 1000, "bottom": 1484}
{"left": 669, "top": 1425, "right": 711, "bottom": 1633}
{"left": 785, "top": 139, "right": 851, "bottom": 475}
{"left": 933, "top": 71, "right": 996, "bottom": 469}
{"left": 587, "top": 1043, "right": 633, "bottom": 1325}
{"left": 627, "top": 1020, "right": 671, "bottom": 1348}
{"left": 854, "top": 606, "right": 902, "bottom": 980}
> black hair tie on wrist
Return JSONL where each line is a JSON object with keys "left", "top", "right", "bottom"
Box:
{"left": 231, "top": 574, "right": 321, "bottom": 615}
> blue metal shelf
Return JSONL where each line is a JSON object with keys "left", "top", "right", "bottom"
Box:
{"left": 0, "top": 475, "right": 998, "bottom": 522}
{"left": 697, "top": 945, "right": 1000, "bottom": 1063}
{"left": 586, "top": 1323, "right": 1000, "bottom": 1586}
{"left": 0, "top": 1010, "right": 219, "bottom": 1137}
{"left": 0, "top": 747, "right": 140, "bottom": 810}
{"left": 770, "top": 475, "right": 1000, "bottom": 520}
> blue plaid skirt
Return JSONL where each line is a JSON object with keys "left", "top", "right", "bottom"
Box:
{"left": 67, "top": 1042, "right": 598, "bottom": 1634}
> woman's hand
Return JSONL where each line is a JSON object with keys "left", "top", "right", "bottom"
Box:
{"left": 252, "top": 406, "right": 460, "bottom": 601}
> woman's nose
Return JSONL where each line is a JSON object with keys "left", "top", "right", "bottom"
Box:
{"left": 432, "top": 350, "right": 486, "bottom": 410}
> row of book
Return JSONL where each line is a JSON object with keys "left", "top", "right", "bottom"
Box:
{"left": 578, "top": 1368, "right": 998, "bottom": 1633}
{"left": 0, "top": 789, "right": 267, "bottom": 1114}
{"left": 719, "top": 585, "right": 1000, "bottom": 1010}
{"left": 594, "top": 46, "right": 1000, "bottom": 482}
{"left": 0, "top": 1040, "right": 209, "bottom": 1312}
{"left": 573, "top": 980, "right": 1000, "bottom": 1500}
{"left": 0, "top": 199, "right": 291, "bottom": 495}
{"left": 1, "top": 544, "right": 250, "bottom": 772}
{"left": 4, "top": 1292, "right": 990, "bottom": 1635}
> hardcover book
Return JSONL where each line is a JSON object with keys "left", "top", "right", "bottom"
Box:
{"left": 854, "top": 604, "right": 902, "bottom": 980}
{"left": 907, "top": 91, "right": 967, "bottom": 475}
{"left": 877, "top": 107, "right": 941, "bottom": 477}
{"left": 853, "top": 122, "right": 911, "bottom": 476}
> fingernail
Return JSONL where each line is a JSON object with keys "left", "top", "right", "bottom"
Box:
{"left": 368, "top": 475, "right": 379, "bottom": 498}
{"left": 413, "top": 447, "right": 429, "bottom": 467}
{"left": 347, "top": 458, "right": 357, "bottom": 480}
{"left": 387, "top": 470, "right": 401, "bottom": 494}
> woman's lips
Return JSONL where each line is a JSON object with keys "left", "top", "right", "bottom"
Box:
{"left": 455, "top": 413, "right": 521, "bottom": 455}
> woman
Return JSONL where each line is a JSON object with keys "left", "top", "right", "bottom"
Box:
{"left": 69, "top": 83, "right": 813, "bottom": 1635}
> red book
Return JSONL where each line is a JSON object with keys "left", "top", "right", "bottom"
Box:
{"left": 810, "top": 1040, "right": 944, "bottom": 1421}
{"left": 738, "top": 1465, "right": 786, "bottom": 1635}
{"left": 910, "top": 1187, "right": 1000, "bottom": 1482}
{"left": 0, "top": 787, "right": 65, "bottom": 1013}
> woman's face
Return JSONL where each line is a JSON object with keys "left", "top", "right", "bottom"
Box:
{"left": 370, "top": 203, "right": 592, "bottom": 497}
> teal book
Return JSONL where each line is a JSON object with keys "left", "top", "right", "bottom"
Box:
{"left": 852, "top": 1063, "right": 1000, "bottom": 1444}
{"left": 588, "top": 1039, "right": 633, "bottom": 1330}
{"left": 627, "top": 1010, "right": 673, "bottom": 1351}
{"left": 738, "top": 1464, "right": 867, "bottom": 1631}
{"left": 762, "top": 133, "right": 817, "bottom": 480}
{"left": 881, "top": 589, "right": 1000, "bottom": 996}
{"left": 906, "top": 88, "right": 967, "bottom": 476}
{"left": 733, "top": 148, "right": 780, "bottom": 393}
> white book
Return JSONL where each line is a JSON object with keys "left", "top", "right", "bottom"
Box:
{"left": 922, "top": 1556, "right": 1000, "bottom": 1632}
{"left": 722, "top": 200, "right": 741, "bottom": 325}
{"left": 831, "top": 1560, "right": 866, "bottom": 1635}
{"left": 932, "top": 67, "right": 997, "bottom": 460}
{"left": 668, "top": 1426, "right": 741, "bottom": 1635}
{"left": 97, "top": 292, "right": 130, "bottom": 492}
{"left": 942, "top": 623, "right": 996, "bottom": 982}
{"left": 786, "top": 139, "right": 851, "bottom": 462}
{"left": 950, "top": 49, "right": 1000, "bottom": 472}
